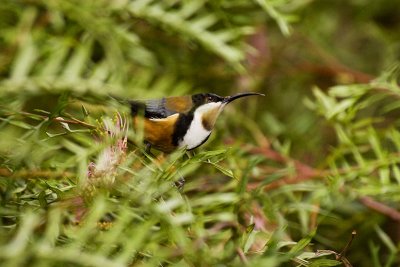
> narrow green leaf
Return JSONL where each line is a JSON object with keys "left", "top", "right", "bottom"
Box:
{"left": 38, "top": 191, "right": 47, "bottom": 208}
{"left": 81, "top": 105, "right": 90, "bottom": 117}
{"left": 289, "top": 229, "right": 316, "bottom": 255}
{"left": 309, "top": 259, "right": 342, "bottom": 267}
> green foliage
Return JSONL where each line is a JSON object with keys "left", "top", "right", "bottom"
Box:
{"left": 1, "top": 0, "right": 400, "bottom": 266}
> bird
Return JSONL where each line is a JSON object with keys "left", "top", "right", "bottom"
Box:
{"left": 130, "top": 92, "right": 264, "bottom": 153}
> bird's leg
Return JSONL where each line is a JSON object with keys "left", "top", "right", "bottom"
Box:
{"left": 144, "top": 141, "right": 155, "bottom": 158}
{"left": 173, "top": 152, "right": 195, "bottom": 190}
{"left": 142, "top": 142, "right": 186, "bottom": 190}
{"left": 174, "top": 172, "right": 185, "bottom": 191}
{"left": 144, "top": 141, "right": 151, "bottom": 153}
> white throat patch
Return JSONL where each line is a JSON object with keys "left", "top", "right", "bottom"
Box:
{"left": 179, "top": 102, "right": 223, "bottom": 150}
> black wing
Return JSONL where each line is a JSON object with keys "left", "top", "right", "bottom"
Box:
{"left": 130, "top": 96, "right": 193, "bottom": 119}
{"left": 130, "top": 98, "right": 176, "bottom": 119}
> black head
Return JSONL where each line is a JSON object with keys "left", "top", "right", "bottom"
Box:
{"left": 191, "top": 92, "right": 264, "bottom": 107}
{"left": 191, "top": 93, "right": 224, "bottom": 107}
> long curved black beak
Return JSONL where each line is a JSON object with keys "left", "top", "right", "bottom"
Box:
{"left": 223, "top": 92, "right": 265, "bottom": 104}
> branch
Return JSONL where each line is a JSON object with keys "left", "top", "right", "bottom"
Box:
{"left": 359, "top": 196, "right": 400, "bottom": 222}
{"left": 0, "top": 168, "right": 74, "bottom": 179}
{"left": 299, "top": 62, "right": 373, "bottom": 84}
{"left": 247, "top": 146, "right": 325, "bottom": 191}
{"left": 299, "top": 33, "right": 374, "bottom": 84}
{"left": 4, "top": 111, "right": 97, "bottom": 129}
{"left": 52, "top": 116, "right": 97, "bottom": 129}
{"left": 24, "top": 111, "right": 97, "bottom": 129}
{"left": 236, "top": 247, "right": 249, "bottom": 265}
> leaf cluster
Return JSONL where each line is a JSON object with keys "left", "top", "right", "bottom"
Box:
{"left": 1, "top": 0, "right": 400, "bottom": 267}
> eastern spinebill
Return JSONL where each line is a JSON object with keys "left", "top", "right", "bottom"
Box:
{"left": 130, "top": 92, "right": 264, "bottom": 153}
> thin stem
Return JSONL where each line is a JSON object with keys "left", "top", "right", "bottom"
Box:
{"left": 4, "top": 111, "right": 97, "bottom": 129}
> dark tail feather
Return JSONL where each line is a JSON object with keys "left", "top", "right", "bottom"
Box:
{"left": 130, "top": 100, "right": 146, "bottom": 116}
{"left": 108, "top": 94, "right": 127, "bottom": 103}
{"left": 107, "top": 94, "right": 145, "bottom": 116}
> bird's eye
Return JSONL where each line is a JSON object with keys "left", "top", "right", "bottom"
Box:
{"left": 207, "top": 96, "right": 213, "bottom": 101}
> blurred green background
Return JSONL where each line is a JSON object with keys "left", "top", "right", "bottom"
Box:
{"left": 1, "top": 0, "right": 400, "bottom": 266}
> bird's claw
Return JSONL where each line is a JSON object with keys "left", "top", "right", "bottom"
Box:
{"left": 174, "top": 176, "right": 185, "bottom": 191}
